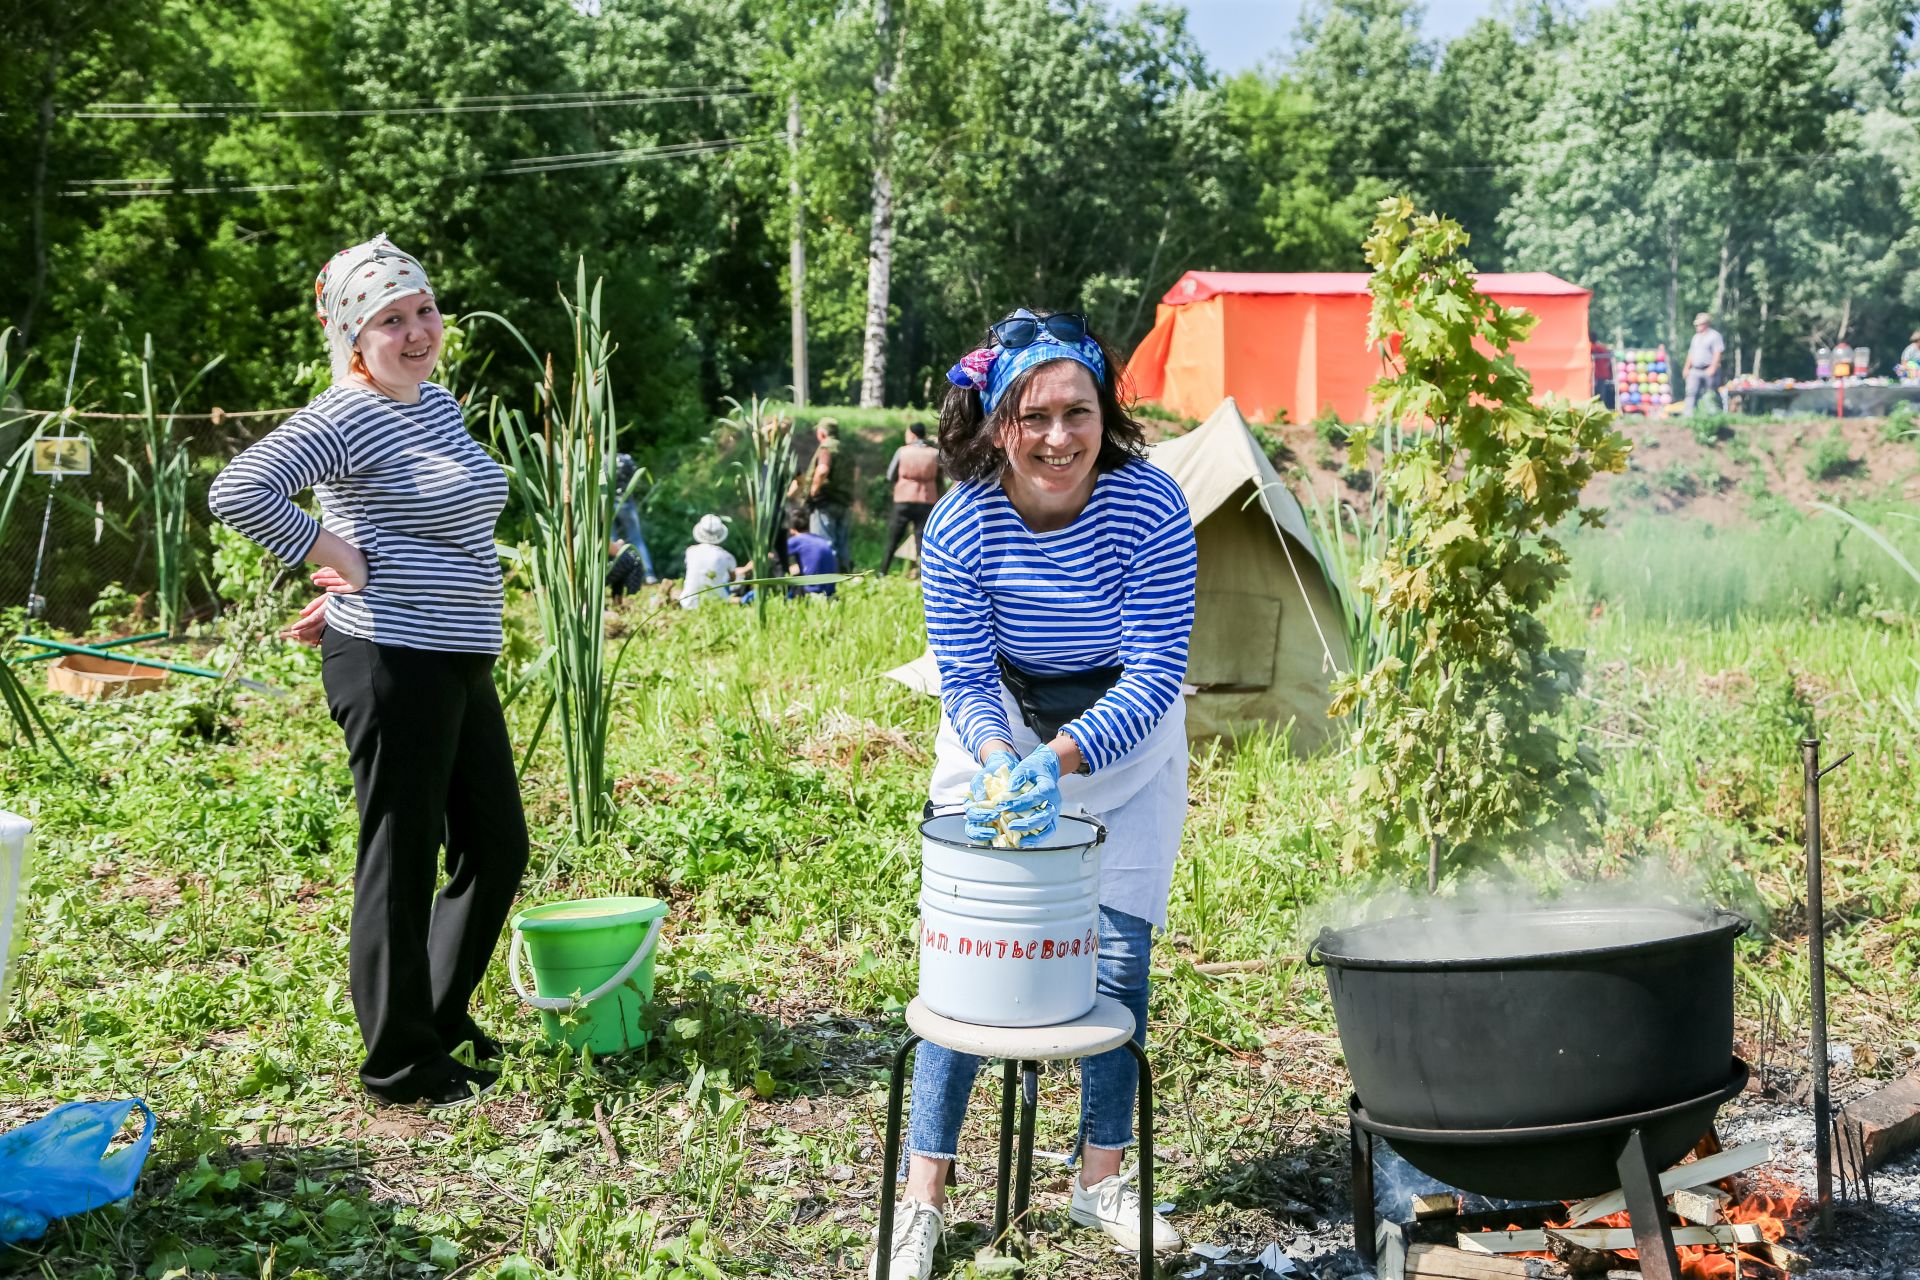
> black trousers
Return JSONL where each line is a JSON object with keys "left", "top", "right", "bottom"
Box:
{"left": 321, "top": 630, "right": 529, "bottom": 1094}
{"left": 880, "top": 501, "right": 935, "bottom": 575}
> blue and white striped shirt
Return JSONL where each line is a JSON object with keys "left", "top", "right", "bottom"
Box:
{"left": 208, "top": 382, "right": 507, "bottom": 654}
{"left": 921, "top": 458, "right": 1197, "bottom": 773}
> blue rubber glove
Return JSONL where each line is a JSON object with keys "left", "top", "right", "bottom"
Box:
{"left": 964, "top": 749, "right": 1021, "bottom": 843}
{"left": 998, "top": 744, "right": 1063, "bottom": 842}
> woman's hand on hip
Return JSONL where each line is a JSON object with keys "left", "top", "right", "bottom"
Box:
{"left": 307, "top": 529, "right": 369, "bottom": 593}
{"left": 280, "top": 595, "right": 328, "bottom": 646}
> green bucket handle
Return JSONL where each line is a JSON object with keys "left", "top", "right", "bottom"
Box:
{"left": 508, "top": 916, "right": 664, "bottom": 1013}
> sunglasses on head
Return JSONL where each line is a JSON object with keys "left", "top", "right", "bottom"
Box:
{"left": 989, "top": 310, "right": 1089, "bottom": 350}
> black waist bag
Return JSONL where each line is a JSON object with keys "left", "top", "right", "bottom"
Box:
{"left": 996, "top": 654, "right": 1122, "bottom": 743}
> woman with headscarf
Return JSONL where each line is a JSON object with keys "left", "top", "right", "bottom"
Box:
{"left": 209, "top": 233, "right": 526, "bottom": 1109}
{"left": 869, "top": 309, "right": 1196, "bottom": 1278}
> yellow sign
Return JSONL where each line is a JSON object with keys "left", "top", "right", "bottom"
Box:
{"left": 31, "top": 437, "right": 91, "bottom": 476}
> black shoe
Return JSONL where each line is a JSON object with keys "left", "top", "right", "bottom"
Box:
{"left": 368, "top": 1059, "right": 498, "bottom": 1110}
{"left": 449, "top": 1025, "right": 505, "bottom": 1064}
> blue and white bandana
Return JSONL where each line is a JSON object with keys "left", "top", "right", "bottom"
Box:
{"left": 947, "top": 333, "right": 1107, "bottom": 415}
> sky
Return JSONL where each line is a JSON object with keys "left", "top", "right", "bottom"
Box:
{"left": 1181, "top": 1, "right": 1506, "bottom": 75}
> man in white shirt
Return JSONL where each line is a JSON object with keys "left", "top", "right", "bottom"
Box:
{"left": 680, "top": 514, "right": 737, "bottom": 608}
{"left": 1684, "top": 311, "right": 1725, "bottom": 415}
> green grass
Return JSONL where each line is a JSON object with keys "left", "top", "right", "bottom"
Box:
{"left": 2, "top": 533, "right": 1918, "bottom": 1276}
{"left": 1567, "top": 505, "right": 1920, "bottom": 622}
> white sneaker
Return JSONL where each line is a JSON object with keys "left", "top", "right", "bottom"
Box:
{"left": 868, "top": 1198, "right": 943, "bottom": 1280}
{"left": 1069, "top": 1171, "right": 1182, "bottom": 1253}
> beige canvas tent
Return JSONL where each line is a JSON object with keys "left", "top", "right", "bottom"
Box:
{"left": 883, "top": 397, "right": 1344, "bottom": 752}
{"left": 1149, "top": 397, "right": 1342, "bottom": 750}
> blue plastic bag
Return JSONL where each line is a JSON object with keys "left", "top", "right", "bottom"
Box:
{"left": 0, "top": 1099, "right": 156, "bottom": 1244}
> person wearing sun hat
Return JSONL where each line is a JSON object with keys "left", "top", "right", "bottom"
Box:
{"left": 680, "top": 513, "right": 738, "bottom": 608}
{"left": 867, "top": 308, "right": 1197, "bottom": 1279}
{"left": 209, "top": 232, "right": 527, "bottom": 1109}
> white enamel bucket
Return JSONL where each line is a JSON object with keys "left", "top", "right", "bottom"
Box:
{"left": 917, "top": 812, "right": 1104, "bottom": 1027}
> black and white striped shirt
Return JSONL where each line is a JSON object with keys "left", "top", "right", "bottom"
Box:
{"left": 208, "top": 382, "right": 507, "bottom": 654}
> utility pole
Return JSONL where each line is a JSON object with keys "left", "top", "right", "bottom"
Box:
{"left": 787, "top": 92, "right": 809, "bottom": 409}
{"left": 857, "top": 0, "right": 897, "bottom": 409}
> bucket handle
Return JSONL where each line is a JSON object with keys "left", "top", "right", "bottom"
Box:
{"left": 508, "top": 916, "right": 664, "bottom": 1014}
{"left": 926, "top": 805, "right": 1107, "bottom": 846}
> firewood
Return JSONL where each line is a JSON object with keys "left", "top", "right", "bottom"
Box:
{"left": 1562, "top": 1140, "right": 1771, "bottom": 1225}
{"left": 1547, "top": 1229, "right": 1631, "bottom": 1275}
{"left": 1668, "top": 1187, "right": 1724, "bottom": 1225}
{"left": 1414, "top": 1192, "right": 1461, "bottom": 1221}
{"left": 1405, "top": 1242, "right": 1551, "bottom": 1280}
{"left": 1377, "top": 1220, "right": 1408, "bottom": 1280}
{"left": 1459, "top": 1224, "right": 1764, "bottom": 1254}
{"left": 1836, "top": 1068, "right": 1920, "bottom": 1173}
{"left": 1752, "top": 1241, "right": 1808, "bottom": 1275}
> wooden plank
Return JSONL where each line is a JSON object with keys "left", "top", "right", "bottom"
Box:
{"left": 1752, "top": 1241, "right": 1808, "bottom": 1275}
{"left": 1837, "top": 1068, "right": 1920, "bottom": 1173}
{"left": 1669, "top": 1187, "right": 1724, "bottom": 1225}
{"left": 1562, "top": 1140, "right": 1771, "bottom": 1225}
{"left": 1405, "top": 1243, "right": 1549, "bottom": 1280}
{"left": 1413, "top": 1192, "right": 1461, "bottom": 1221}
{"left": 1377, "top": 1219, "right": 1408, "bottom": 1280}
{"left": 1459, "top": 1224, "right": 1764, "bottom": 1254}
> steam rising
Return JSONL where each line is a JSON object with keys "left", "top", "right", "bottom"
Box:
{"left": 1307, "top": 862, "right": 1744, "bottom": 964}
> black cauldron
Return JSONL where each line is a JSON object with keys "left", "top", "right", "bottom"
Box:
{"left": 1310, "top": 906, "right": 1749, "bottom": 1134}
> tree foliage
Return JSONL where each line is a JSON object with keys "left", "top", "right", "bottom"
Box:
{"left": 1330, "top": 199, "right": 1630, "bottom": 886}
{"left": 4, "top": 0, "right": 1920, "bottom": 429}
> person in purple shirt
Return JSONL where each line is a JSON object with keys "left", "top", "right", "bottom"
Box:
{"left": 782, "top": 506, "right": 838, "bottom": 597}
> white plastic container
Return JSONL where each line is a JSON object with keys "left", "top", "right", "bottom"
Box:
{"left": 917, "top": 813, "right": 1104, "bottom": 1027}
{"left": 0, "top": 811, "right": 31, "bottom": 1016}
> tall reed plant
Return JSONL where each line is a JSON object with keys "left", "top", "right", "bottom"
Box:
{"left": 718, "top": 396, "right": 795, "bottom": 627}
{"left": 473, "top": 264, "right": 631, "bottom": 848}
{"left": 0, "top": 330, "right": 68, "bottom": 759}
{"left": 122, "top": 334, "right": 222, "bottom": 635}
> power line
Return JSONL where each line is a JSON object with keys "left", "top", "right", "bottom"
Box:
{"left": 77, "top": 87, "right": 769, "bottom": 121}
{"left": 496, "top": 135, "right": 774, "bottom": 175}
{"left": 88, "top": 85, "right": 758, "bottom": 109}
{"left": 59, "top": 135, "right": 772, "bottom": 198}
{"left": 59, "top": 180, "right": 322, "bottom": 199}
{"left": 1333, "top": 148, "right": 1867, "bottom": 179}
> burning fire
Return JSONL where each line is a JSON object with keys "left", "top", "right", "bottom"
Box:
{"left": 1512, "top": 1178, "right": 1806, "bottom": 1280}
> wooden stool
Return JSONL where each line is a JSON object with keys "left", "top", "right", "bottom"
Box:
{"left": 875, "top": 995, "right": 1156, "bottom": 1280}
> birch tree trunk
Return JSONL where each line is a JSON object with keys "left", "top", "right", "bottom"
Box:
{"left": 788, "top": 92, "right": 809, "bottom": 409}
{"left": 858, "top": 0, "right": 897, "bottom": 409}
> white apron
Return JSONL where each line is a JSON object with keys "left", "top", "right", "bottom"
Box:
{"left": 927, "top": 685, "right": 1188, "bottom": 927}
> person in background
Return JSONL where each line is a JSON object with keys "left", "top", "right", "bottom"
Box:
{"left": 879, "top": 422, "right": 943, "bottom": 576}
{"left": 680, "top": 513, "right": 736, "bottom": 608}
{"left": 1590, "top": 342, "right": 1616, "bottom": 411}
{"left": 1897, "top": 331, "right": 1920, "bottom": 383}
{"left": 611, "top": 451, "right": 657, "bottom": 584}
{"left": 208, "top": 233, "right": 524, "bottom": 1109}
{"left": 806, "top": 417, "right": 854, "bottom": 572}
{"left": 782, "top": 505, "right": 838, "bottom": 599}
{"left": 1683, "top": 312, "right": 1724, "bottom": 416}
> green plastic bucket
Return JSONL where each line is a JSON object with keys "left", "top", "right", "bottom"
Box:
{"left": 509, "top": 896, "right": 668, "bottom": 1055}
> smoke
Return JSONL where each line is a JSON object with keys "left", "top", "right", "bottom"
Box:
{"left": 1304, "top": 858, "right": 1743, "bottom": 963}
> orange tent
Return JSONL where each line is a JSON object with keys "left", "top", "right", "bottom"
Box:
{"left": 1128, "top": 271, "right": 1593, "bottom": 424}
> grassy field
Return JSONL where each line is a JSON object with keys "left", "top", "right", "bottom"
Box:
{"left": 3, "top": 504, "right": 1919, "bottom": 1277}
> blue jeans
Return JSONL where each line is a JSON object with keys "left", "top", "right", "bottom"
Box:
{"left": 809, "top": 506, "right": 852, "bottom": 575}
{"left": 906, "top": 905, "right": 1150, "bottom": 1162}
{"left": 613, "top": 501, "right": 655, "bottom": 579}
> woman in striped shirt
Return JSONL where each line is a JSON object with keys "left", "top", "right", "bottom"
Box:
{"left": 872, "top": 310, "right": 1197, "bottom": 1278}
{"left": 208, "top": 234, "right": 526, "bottom": 1109}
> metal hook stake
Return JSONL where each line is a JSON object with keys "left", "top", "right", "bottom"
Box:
{"left": 1802, "top": 736, "right": 1844, "bottom": 1237}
